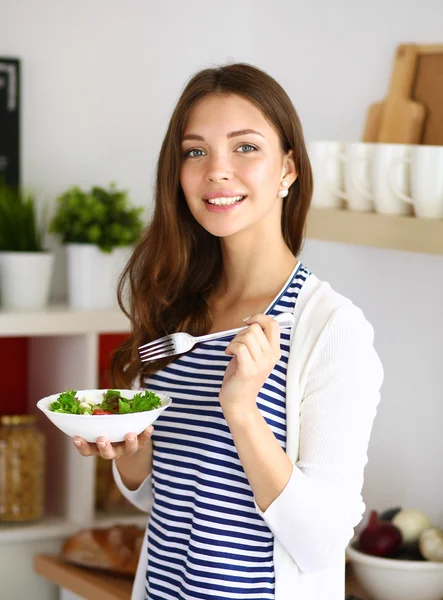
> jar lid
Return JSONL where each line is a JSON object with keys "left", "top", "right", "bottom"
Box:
{"left": 0, "top": 415, "right": 37, "bottom": 426}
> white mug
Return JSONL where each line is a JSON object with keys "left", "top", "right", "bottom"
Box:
{"left": 389, "top": 146, "right": 443, "bottom": 219}
{"left": 308, "top": 141, "right": 345, "bottom": 209}
{"left": 340, "top": 143, "right": 376, "bottom": 212}
{"left": 370, "top": 144, "right": 413, "bottom": 216}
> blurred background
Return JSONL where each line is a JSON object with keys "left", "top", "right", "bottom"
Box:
{"left": 1, "top": 1, "right": 442, "bottom": 598}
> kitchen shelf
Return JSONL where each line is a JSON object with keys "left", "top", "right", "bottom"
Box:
{"left": 306, "top": 208, "right": 443, "bottom": 255}
{"left": 34, "top": 554, "right": 133, "bottom": 600}
{"left": 0, "top": 307, "right": 135, "bottom": 598}
{"left": 0, "top": 305, "right": 129, "bottom": 337}
{"left": 0, "top": 517, "right": 78, "bottom": 543}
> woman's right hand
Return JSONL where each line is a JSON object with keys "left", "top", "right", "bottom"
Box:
{"left": 73, "top": 426, "right": 154, "bottom": 490}
{"left": 72, "top": 426, "right": 154, "bottom": 460}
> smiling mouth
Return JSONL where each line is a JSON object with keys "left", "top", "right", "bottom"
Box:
{"left": 205, "top": 195, "right": 246, "bottom": 206}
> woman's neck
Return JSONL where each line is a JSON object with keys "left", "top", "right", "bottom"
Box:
{"left": 212, "top": 234, "right": 298, "bottom": 308}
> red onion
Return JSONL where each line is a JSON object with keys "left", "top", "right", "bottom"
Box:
{"left": 359, "top": 510, "right": 403, "bottom": 557}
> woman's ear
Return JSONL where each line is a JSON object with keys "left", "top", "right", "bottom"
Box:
{"left": 281, "top": 150, "right": 297, "bottom": 187}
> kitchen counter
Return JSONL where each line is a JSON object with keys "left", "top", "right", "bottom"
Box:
{"left": 34, "top": 554, "right": 369, "bottom": 600}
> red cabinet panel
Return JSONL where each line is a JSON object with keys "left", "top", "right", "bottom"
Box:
{"left": 98, "top": 334, "right": 129, "bottom": 389}
{"left": 0, "top": 338, "right": 28, "bottom": 415}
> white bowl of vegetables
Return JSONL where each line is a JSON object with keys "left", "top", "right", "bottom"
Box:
{"left": 346, "top": 507, "right": 443, "bottom": 600}
{"left": 37, "top": 389, "right": 171, "bottom": 443}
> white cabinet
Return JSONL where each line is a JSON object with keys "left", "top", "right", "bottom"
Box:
{"left": 0, "top": 306, "right": 146, "bottom": 600}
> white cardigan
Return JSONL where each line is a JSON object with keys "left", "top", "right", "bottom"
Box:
{"left": 113, "top": 273, "right": 383, "bottom": 600}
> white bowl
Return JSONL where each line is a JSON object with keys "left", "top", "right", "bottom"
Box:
{"left": 347, "top": 543, "right": 443, "bottom": 600}
{"left": 37, "top": 389, "right": 171, "bottom": 443}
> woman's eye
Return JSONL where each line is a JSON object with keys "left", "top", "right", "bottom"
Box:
{"left": 236, "top": 144, "right": 257, "bottom": 153}
{"left": 184, "top": 148, "right": 206, "bottom": 158}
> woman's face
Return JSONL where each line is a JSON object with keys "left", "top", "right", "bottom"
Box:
{"left": 180, "top": 93, "right": 295, "bottom": 239}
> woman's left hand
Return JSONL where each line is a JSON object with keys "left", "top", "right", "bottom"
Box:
{"left": 219, "top": 314, "right": 282, "bottom": 417}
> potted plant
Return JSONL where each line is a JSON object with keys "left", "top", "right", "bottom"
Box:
{"left": 49, "top": 183, "right": 144, "bottom": 310}
{"left": 0, "top": 182, "right": 54, "bottom": 310}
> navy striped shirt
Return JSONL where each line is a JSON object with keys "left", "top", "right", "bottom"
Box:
{"left": 143, "top": 263, "right": 310, "bottom": 599}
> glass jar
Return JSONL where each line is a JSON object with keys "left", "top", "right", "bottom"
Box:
{"left": 0, "top": 415, "right": 45, "bottom": 522}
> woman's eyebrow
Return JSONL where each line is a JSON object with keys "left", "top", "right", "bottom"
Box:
{"left": 227, "top": 129, "right": 265, "bottom": 139}
{"left": 182, "top": 129, "right": 265, "bottom": 142}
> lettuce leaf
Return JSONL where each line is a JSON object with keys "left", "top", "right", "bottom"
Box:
{"left": 119, "top": 391, "right": 162, "bottom": 414}
{"left": 49, "top": 388, "right": 162, "bottom": 414}
{"left": 50, "top": 389, "right": 84, "bottom": 414}
{"left": 100, "top": 390, "right": 122, "bottom": 413}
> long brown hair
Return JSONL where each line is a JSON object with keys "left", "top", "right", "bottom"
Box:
{"left": 111, "top": 63, "right": 313, "bottom": 387}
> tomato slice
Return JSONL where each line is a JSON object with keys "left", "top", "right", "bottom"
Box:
{"left": 92, "top": 409, "right": 115, "bottom": 415}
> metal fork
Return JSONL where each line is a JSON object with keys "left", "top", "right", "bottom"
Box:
{"left": 138, "top": 312, "right": 295, "bottom": 363}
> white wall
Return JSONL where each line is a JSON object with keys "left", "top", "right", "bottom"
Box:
{"left": 2, "top": 0, "right": 443, "bottom": 525}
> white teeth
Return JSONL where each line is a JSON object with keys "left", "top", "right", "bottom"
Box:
{"left": 207, "top": 196, "right": 244, "bottom": 205}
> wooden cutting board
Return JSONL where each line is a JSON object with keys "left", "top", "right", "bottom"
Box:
{"left": 363, "top": 44, "right": 426, "bottom": 143}
{"left": 413, "top": 45, "right": 443, "bottom": 144}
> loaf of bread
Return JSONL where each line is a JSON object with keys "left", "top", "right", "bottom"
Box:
{"left": 62, "top": 524, "right": 145, "bottom": 575}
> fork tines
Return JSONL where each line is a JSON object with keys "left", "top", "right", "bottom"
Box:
{"left": 138, "top": 337, "right": 175, "bottom": 363}
{"left": 138, "top": 335, "right": 172, "bottom": 351}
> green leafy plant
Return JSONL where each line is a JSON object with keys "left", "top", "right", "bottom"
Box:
{"left": 0, "top": 182, "right": 46, "bottom": 252}
{"left": 49, "top": 183, "right": 144, "bottom": 253}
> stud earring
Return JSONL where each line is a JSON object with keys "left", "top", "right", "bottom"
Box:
{"left": 278, "top": 180, "right": 289, "bottom": 198}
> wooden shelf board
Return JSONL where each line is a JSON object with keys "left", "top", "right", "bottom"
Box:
{"left": 34, "top": 554, "right": 132, "bottom": 600}
{"left": 0, "top": 304, "right": 129, "bottom": 337}
{"left": 306, "top": 208, "right": 443, "bottom": 255}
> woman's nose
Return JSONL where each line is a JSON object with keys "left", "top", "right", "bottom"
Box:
{"left": 204, "top": 153, "right": 232, "bottom": 182}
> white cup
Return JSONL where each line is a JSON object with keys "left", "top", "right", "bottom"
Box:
{"left": 389, "top": 146, "right": 443, "bottom": 218}
{"left": 340, "top": 143, "right": 376, "bottom": 212}
{"left": 308, "top": 141, "right": 345, "bottom": 209}
{"left": 370, "top": 144, "right": 413, "bottom": 216}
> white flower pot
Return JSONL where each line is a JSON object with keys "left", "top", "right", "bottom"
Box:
{"left": 66, "top": 244, "right": 132, "bottom": 310}
{"left": 0, "top": 251, "right": 54, "bottom": 310}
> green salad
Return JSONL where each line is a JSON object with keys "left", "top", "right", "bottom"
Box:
{"left": 49, "top": 389, "right": 162, "bottom": 415}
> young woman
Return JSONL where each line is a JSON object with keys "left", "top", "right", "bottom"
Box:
{"left": 73, "top": 63, "right": 383, "bottom": 600}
